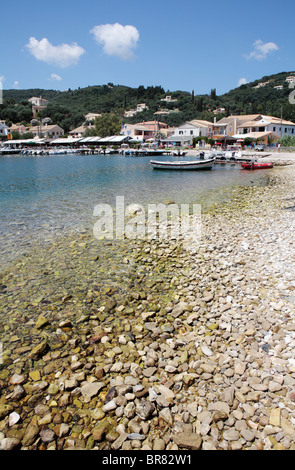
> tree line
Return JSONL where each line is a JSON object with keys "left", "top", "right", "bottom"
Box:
{"left": 1, "top": 72, "right": 295, "bottom": 136}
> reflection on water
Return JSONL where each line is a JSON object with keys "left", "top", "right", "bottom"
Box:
{"left": 0, "top": 153, "right": 272, "bottom": 265}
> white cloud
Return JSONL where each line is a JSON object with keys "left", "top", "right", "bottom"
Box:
{"left": 238, "top": 78, "right": 248, "bottom": 86}
{"left": 26, "top": 37, "right": 85, "bottom": 68}
{"left": 247, "top": 39, "right": 279, "bottom": 60}
{"left": 49, "top": 73, "right": 62, "bottom": 81}
{"left": 91, "top": 23, "right": 139, "bottom": 61}
{"left": 13, "top": 81, "right": 19, "bottom": 89}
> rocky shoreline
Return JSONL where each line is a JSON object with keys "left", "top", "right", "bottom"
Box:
{"left": 1, "top": 164, "right": 295, "bottom": 451}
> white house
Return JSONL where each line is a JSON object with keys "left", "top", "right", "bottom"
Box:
{"left": 85, "top": 113, "right": 101, "bottom": 122}
{"left": 235, "top": 115, "right": 295, "bottom": 140}
{"left": 28, "top": 96, "right": 49, "bottom": 116}
{"left": 161, "top": 95, "right": 178, "bottom": 103}
{"left": 0, "top": 120, "right": 10, "bottom": 137}
{"left": 172, "top": 120, "right": 213, "bottom": 140}
{"left": 124, "top": 103, "right": 149, "bottom": 117}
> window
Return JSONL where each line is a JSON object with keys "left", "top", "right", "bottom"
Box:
{"left": 273, "top": 127, "right": 276, "bottom": 132}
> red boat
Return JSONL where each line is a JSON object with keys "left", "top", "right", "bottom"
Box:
{"left": 241, "top": 162, "right": 273, "bottom": 170}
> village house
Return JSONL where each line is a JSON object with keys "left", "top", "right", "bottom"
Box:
{"left": 124, "top": 103, "right": 149, "bottom": 118}
{"left": 213, "top": 107, "right": 226, "bottom": 115}
{"left": 9, "top": 123, "right": 28, "bottom": 134}
{"left": 121, "top": 120, "right": 168, "bottom": 141}
{"left": 172, "top": 120, "right": 213, "bottom": 139}
{"left": 160, "top": 95, "right": 178, "bottom": 103}
{"left": 154, "top": 108, "right": 180, "bottom": 116}
{"left": 253, "top": 81, "right": 270, "bottom": 89}
{"left": 211, "top": 114, "right": 266, "bottom": 143}
{"left": 69, "top": 125, "right": 95, "bottom": 138}
{"left": 0, "top": 120, "right": 10, "bottom": 137}
{"left": 163, "top": 120, "right": 213, "bottom": 146}
{"left": 233, "top": 115, "right": 295, "bottom": 144}
{"left": 84, "top": 113, "right": 101, "bottom": 122}
{"left": 28, "top": 123, "right": 64, "bottom": 139}
{"left": 28, "top": 96, "right": 49, "bottom": 116}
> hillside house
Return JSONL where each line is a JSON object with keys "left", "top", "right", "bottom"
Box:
{"left": 84, "top": 113, "right": 101, "bottom": 122}
{"left": 124, "top": 103, "right": 149, "bottom": 118}
{"left": 160, "top": 95, "right": 178, "bottom": 103}
{"left": 69, "top": 125, "right": 94, "bottom": 138}
{"left": 28, "top": 96, "right": 49, "bottom": 116}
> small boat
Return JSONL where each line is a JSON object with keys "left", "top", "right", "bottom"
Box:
{"left": 150, "top": 158, "right": 215, "bottom": 170}
{"left": 241, "top": 162, "right": 273, "bottom": 170}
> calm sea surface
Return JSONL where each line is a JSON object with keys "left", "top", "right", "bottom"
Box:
{"left": 0, "top": 153, "right": 272, "bottom": 266}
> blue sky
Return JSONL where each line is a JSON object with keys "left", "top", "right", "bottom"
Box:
{"left": 1, "top": 0, "right": 294, "bottom": 95}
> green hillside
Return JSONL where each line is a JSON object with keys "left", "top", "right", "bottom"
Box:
{"left": 2, "top": 71, "right": 295, "bottom": 133}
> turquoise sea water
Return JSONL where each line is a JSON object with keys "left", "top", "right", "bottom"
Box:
{"left": 0, "top": 153, "right": 272, "bottom": 265}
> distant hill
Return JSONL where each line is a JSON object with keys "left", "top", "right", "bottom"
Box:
{"left": 220, "top": 71, "right": 295, "bottom": 122}
{"left": 2, "top": 71, "right": 295, "bottom": 133}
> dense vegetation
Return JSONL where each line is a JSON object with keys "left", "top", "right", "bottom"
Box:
{"left": 0, "top": 98, "right": 33, "bottom": 124}
{"left": 2, "top": 71, "right": 295, "bottom": 134}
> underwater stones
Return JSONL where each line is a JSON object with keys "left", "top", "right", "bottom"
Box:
{"left": 2, "top": 165, "right": 295, "bottom": 450}
{"left": 22, "top": 425, "right": 40, "bottom": 447}
{"left": 35, "top": 316, "right": 50, "bottom": 330}
{"left": 9, "top": 412, "right": 21, "bottom": 427}
{"left": 81, "top": 382, "right": 105, "bottom": 400}
{"left": 9, "top": 374, "right": 26, "bottom": 385}
{"left": 28, "top": 339, "right": 48, "bottom": 360}
{"left": 0, "top": 405, "right": 14, "bottom": 420}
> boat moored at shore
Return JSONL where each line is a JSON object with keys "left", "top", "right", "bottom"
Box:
{"left": 241, "top": 161, "right": 273, "bottom": 170}
{"left": 150, "top": 157, "right": 215, "bottom": 170}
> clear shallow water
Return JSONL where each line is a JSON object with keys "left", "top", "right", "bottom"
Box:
{"left": 0, "top": 153, "right": 272, "bottom": 265}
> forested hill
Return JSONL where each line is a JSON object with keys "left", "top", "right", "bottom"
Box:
{"left": 2, "top": 71, "right": 295, "bottom": 133}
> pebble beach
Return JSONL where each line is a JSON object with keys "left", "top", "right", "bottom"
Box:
{"left": 1, "top": 155, "right": 295, "bottom": 451}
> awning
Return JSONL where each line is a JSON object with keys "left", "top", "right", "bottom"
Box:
{"left": 232, "top": 131, "right": 273, "bottom": 140}
{"left": 79, "top": 136, "right": 102, "bottom": 143}
{"left": 51, "top": 138, "right": 83, "bottom": 144}
{"left": 98, "top": 135, "right": 132, "bottom": 143}
{"left": 161, "top": 135, "right": 191, "bottom": 143}
{"left": 2, "top": 139, "right": 37, "bottom": 145}
{"left": 212, "top": 135, "right": 236, "bottom": 141}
